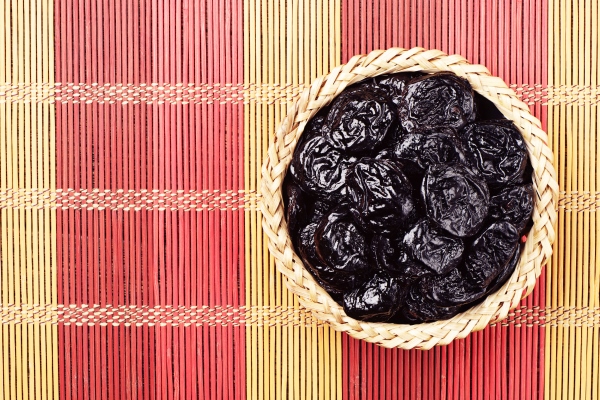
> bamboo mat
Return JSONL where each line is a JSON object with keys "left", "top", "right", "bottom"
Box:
{"left": 0, "top": 0, "right": 599, "bottom": 399}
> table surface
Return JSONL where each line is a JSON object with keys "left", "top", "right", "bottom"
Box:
{"left": 1, "top": 0, "right": 599, "bottom": 399}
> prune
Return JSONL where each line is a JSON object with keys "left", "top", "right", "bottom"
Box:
{"left": 485, "top": 245, "right": 521, "bottom": 295}
{"left": 460, "top": 120, "right": 529, "bottom": 188}
{"left": 399, "top": 72, "right": 476, "bottom": 133}
{"left": 284, "top": 71, "right": 534, "bottom": 325}
{"left": 325, "top": 86, "right": 397, "bottom": 154}
{"left": 420, "top": 268, "right": 485, "bottom": 306}
{"left": 399, "top": 285, "right": 459, "bottom": 323}
{"left": 489, "top": 184, "right": 535, "bottom": 234}
{"left": 285, "top": 180, "right": 309, "bottom": 239}
{"left": 343, "top": 272, "right": 404, "bottom": 322}
{"left": 297, "top": 223, "right": 354, "bottom": 292}
{"left": 373, "top": 72, "right": 425, "bottom": 109}
{"left": 315, "top": 209, "right": 371, "bottom": 277}
{"left": 370, "top": 235, "right": 431, "bottom": 281}
{"left": 289, "top": 134, "right": 356, "bottom": 201}
{"left": 394, "top": 128, "right": 468, "bottom": 165}
{"left": 464, "top": 221, "right": 519, "bottom": 287}
{"left": 391, "top": 127, "right": 470, "bottom": 180}
{"left": 422, "top": 163, "right": 490, "bottom": 237}
{"left": 402, "top": 219, "right": 464, "bottom": 275}
{"left": 346, "top": 158, "right": 418, "bottom": 234}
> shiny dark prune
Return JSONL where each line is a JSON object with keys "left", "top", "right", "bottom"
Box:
{"left": 297, "top": 223, "right": 354, "bottom": 293}
{"left": 399, "top": 72, "right": 476, "bottom": 133}
{"left": 422, "top": 163, "right": 490, "bottom": 237}
{"left": 285, "top": 71, "right": 534, "bottom": 325}
{"left": 391, "top": 127, "right": 470, "bottom": 180}
{"left": 289, "top": 135, "right": 356, "bottom": 201}
{"left": 489, "top": 184, "right": 535, "bottom": 234}
{"left": 372, "top": 72, "right": 425, "bottom": 109}
{"left": 343, "top": 272, "right": 404, "bottom": 322}
{"left": 400, "top": 285, "right": 459, "bottom": 323}
{"left": 315, "top": 209, "right": 371, "bottom": 277}
{"left": 285, "top": 180, "right": 309, "bottom": 239}
{"left": 460, "top": 120, "right": 529, "bottom": 188}
{"left": 370, "top": 235, "right": 431, "bottom": 281}
{"left": 346, "top": 158, "right": 418, "bottom": 234}
{"left": 420, "top": 268, "right": 486, "bottom": 306}
{"left": 464, "top": 221, "right": 519, "bottom": 288}
{"left": 402, "top": 219, "right": 464, "bottom": 275}
{"left": 485, "top": 245, "right": 521, "bottom": 295}
{"left": 325, "top": 86, "right": 397, "bottom": 154}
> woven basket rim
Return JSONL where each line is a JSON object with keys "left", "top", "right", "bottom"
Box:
{"left": 260, "top": 47, "right": 558, "bottom": 350}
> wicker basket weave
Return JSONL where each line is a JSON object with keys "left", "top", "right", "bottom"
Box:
{"left": 260, "top": 47, "right": 558, "bottom": 350}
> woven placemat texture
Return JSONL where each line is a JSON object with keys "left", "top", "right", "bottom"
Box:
{"left": 0, "top": 0, "right": 598, "bottom": 399}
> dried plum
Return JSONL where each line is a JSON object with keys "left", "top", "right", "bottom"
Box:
{"left": 422, "top": 163, "right": 490, "bottom": 237}
{"left": 315, "top": 209, "right": 371, "bottom": 277}
{"left": 346, "top": 158, "right": 418, "bottom": 234}
{"left": 485, "top": 245, "right": 521, "bottom": 295}
{"left": 289, "top": 134, "right": 356, "bottom": 201}
{"left": 489, "top": 184, "right": 535, "bottom": 234}
{"left": 285, "top": 180, "right": 309, "bottom": 239}
{"left": 400, "top": 285, "right": 459, "bottom": 323}
{"left": 420, "top": 268, "right": 485, "bottom": 306}
{"left": 464, "top": 221, "right": 519, "bottom": 287}
{"left": 343, "top": 272, "right": 404, "bottom": 322}
{"left": 370, "top": 235, "right": 431, "bottom": 281}
{"left": 297, "top": 223, "right": 354, "bottom": 292}
{"left": 391, "top": 127, "right": 470, "bottom": 181}
{"left": 399, "top": 72, "right": 475, "bottom": 133}
{"left": 325, "top": 86, "right": 397, "bottom": 154}
{"left": 373, "top": 72, "right": 425, "bottom": 109}
{"left": 284, "top": 71, "right": 534, "bottom": 325}
{"left": 460, "top": 120, "right": 529, "bottom": 188}
{"left": 402, "top": 219, "right": 464, "bottom": 275}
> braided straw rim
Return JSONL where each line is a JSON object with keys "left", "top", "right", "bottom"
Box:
{"left": 260, "top": 47, "right": 558, "bottom": 350}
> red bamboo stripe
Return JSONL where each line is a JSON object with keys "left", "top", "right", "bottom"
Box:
{"left": 55, "top": 1, "right": 246, "bottom": 398}
{"left": 340, "top": 1, "right": 548, "bottom": 399}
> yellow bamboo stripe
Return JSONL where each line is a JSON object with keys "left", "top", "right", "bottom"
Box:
{"left": 244, "top": 0, "right": 341, "bottom": 398}
{"left": 546, "top": 0, "right": 600, "bottom": 399}
{"left": 0, "top": 1, "right": 57, "bottom": 399}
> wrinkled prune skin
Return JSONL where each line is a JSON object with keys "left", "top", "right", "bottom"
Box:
{"left": 460, "top": 120, "right": 529, "bottom": 188}
{"left": 489, "top": 184, "right": 535, "bottom": 234}
{"left": 372, "top": 72, "right": 425, "bottom": 109}
{"left": 399, "top": 285, "right": 459, "bottom": 323}
{"left": 283, "top": 71, "right": 535, "bottom": 324}
{"left": 315, "top": 209, "right": 371, "bottom": 277}
{"left": 485, "top": 245, "right": 521, "bottom": 296}
{"left": 420, "top": 268, "right": 485, "bottom": 306}
{"left": 343, "top": 272, "right": 404, "bottom": 322}
{"left": 402, "top": 219, "right": 464, "bottom": 275}
{"left": 290, "top": 135, "right": 356, "bottom": 201}
{"left": 391, "top": 128, "right": 470, "bottom": 183}
{"left": 399, "top": 72, "right": 476, "bottom": 133}
{"left": 325, "top": 87, "right": 397, "bottom": 154}
{"left": 370, "top": 235, "right": 431, "bottom": 281}
{"left": 347, "top": 158, "right": 418, "bottom": 234}
{"left": 285, "top": 180, "right": 309, "bottom": 239}
{"left": 464, "top": 221, "right": 519, "bottom": 288}
{"left": 297, "top": 223, "right": 354, "bottom": 293}
{"left": 422, "top": 163, "right": 490, "bottom": 237}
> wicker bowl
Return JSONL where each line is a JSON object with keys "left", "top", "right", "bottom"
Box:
{"left": 260, "top": 47, "right": 558, "bottom": 350}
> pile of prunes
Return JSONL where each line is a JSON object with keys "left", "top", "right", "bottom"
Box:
{"left": 283, "top": 71, "right": 534, "bottom": 324}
